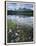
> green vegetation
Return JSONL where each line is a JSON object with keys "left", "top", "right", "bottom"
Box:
{"left": 7, "top": 8, "right": 33, "bottom": 16}
{"left": 7, "top": 19, "right": 16, "bottom": 43}
{"left": 7, "top": 19, "right": 16, "bottom": 29}
{"left": 7, "top": 10, "right": 33, "bottom": 16}
{"left": 7, "top": 19, "right": 33, "bottom": 42}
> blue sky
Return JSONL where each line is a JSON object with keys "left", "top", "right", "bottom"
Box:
{"left": 7, "top": 3, "right": 33, "bottom": 10}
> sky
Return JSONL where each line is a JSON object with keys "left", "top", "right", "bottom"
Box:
{"left": 7, "top": 2, "right": 33, "bottom": 10}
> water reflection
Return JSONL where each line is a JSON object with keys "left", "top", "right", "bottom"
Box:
{"left": 7, "top": 15, "right": 33, "bottom": 42}
{"left": 7, "top": 15, "right": 33, "bottom": 26}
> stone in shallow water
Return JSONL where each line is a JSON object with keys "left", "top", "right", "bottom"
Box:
{"left": 15, "top": 37, "right": 20, "bottom": 42}
{"left": 15, "top": 33, "right": 19, "bottom": 36}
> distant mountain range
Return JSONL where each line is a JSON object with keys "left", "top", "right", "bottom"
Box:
{"left": 15, "top": 8, "right": 32, "bottom": 11}
{"left": 8, "top": 8, "right": 33, "bottom": 11}
{"left": 7, "top": 8, "right": 33, "bottom": 16}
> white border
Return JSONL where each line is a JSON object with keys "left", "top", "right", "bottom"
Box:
{"left": 6, "top": 1, "right": 35, "bottom": 45}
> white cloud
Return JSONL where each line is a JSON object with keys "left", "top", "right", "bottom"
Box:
{"left": 7, "top": 2, "right": 33, "bottom": 10}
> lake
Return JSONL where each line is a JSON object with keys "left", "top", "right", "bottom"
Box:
{"left": 7, "top": 15, "right": 33, "bottom": 27}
